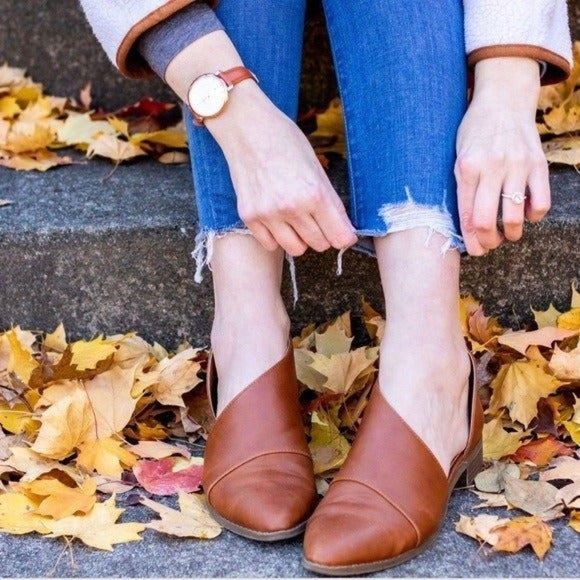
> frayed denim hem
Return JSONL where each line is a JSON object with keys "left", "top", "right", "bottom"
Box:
{"left": 192, "top": 186, "right": 466, "bottom": 308}
{"left": 336, "top": 186, "right": 466, "bottom": 275}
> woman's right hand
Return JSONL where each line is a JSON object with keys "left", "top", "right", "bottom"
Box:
{"left": 206, "top": 80, "right": 358, "bottom": 256}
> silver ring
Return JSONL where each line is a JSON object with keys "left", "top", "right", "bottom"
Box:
{"left": 501, "top": 191, "right": 527, "bottom": 205}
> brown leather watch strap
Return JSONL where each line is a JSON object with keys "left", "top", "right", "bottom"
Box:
{"left": 217, "top": 65, "right": 258, "bottom": 87}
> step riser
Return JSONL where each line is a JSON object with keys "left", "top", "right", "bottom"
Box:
{"left": 0, "top": 223, "right": 576, "bottom": 348}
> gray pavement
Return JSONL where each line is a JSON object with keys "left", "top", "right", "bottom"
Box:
{"left": 1, "top": 489, "right": 578, "bottom": 577}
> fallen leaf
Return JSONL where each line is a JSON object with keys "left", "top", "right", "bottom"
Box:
{"left": 140, "top": 492, "right": 221, "bottom": 538}
{"left": 487, "top": 361, "right": 563, "bottom": 427}
{"left": 539, "top": 456, "right": 580, "bottom": 482}
{"left": 482, "top": 417, "right": 526, "bottom": 461}
{"left": 18, "top": 477, "right": 96, "bottom": 519}
{"left": 45, "top": 493, "right": 145, "bottom": 550}
{"left": 76, "top": 438, "right": 137, "bottom": 478}
{"left": 0, "top": 492, "right": 50, "bottom": 535}
{"left": 308, "top": 409, "right": 350, "bottom": 474}
{"left": 510, "top": 435, "right": 574, "bottom": 467}
{"left": 503, "top": 476, "right": 561, "bottom": 518}
{"left": 133, "top": 457, "right": 203, "bottom": 495}
{"left": 498, "top": 327, "right": 577, "bottom": 356}
{"left": 31, "top": 388, "right": 95, "bottom": 460}
{"left": 491, "top": 516, "right": 553, "bottom": 559}
{"left": 149, "top": 348, "right": 202, "bottom": 407}
{"left": 474, "top": 461, "right": 520, "bottom": 493}
{"left": 455, "top": 514, "right": 509, "bottom": 546}
{"left": 129, "top": 440, "right": 191, "bottom": 460}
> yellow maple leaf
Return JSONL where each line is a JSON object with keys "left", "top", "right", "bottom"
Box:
{"left": 498, "top": 327, "right": 578, "bottom": 357}
{"left": 549, "top": 343, "right": 580, "bottom": 380}
{"left": 491, "top": 516, "right": 553, "bottom": 559}
{"left": 0, "top": 446, "right": 83, "bottom": 484}
{"left": 570, "top": 511, "right": 580, "bottom": 533}
{"left": 0, "top": 492, "right": 50, "bottom": 535}
{"left": 44, "top": 493, "right": 145, "bottom": 551}
{"left": 487, "top": 361, "right": 563, "bottom": 427}
{"left": 557, "top": 308, "right": 580, "bottom": 331}
{"left": 482, "top": 416, "right": 526, "bottom": 461}
{"left": 84, "top": 365, "right": 141, "bottom": 439}
{"left": 31, "top": 388, "right": 95, "bottom": 459}
{"left": 87, "top": 134, "right": 146, "bottom": 163}
{"left": 306, "top": 346, "right": 378, "bottom": 395}
{"left": 0, "top": 149, "right": 73, "bottom": 171}
{"left": 0, "top": 399, "right": 38, "bottom": 435}
{"left": 18, "top": 478, "right": 96, "bottom": 519}
{"left": 141, "top": 492, "right": 221, "bottom": 539}
{"left": 4, "top": 119, "right": 54, "bottom": 153}
{"left": 56, "top": 112, "right": 116, "bottom": 146}
{"left": 130, "top": 129, "right": 186, "bottom": 148}
{"left": 308, "top": 409, "right": 351, "bottom": 474}
{"left": 531, "top": 303, "right": 562, "bottom": 329}
{"left": 149, "top": 347, "right": 202, "bottom": 407}
{"left": 5, "top": 328, "right": 38, "bottom": 384}
{"left": 69, "top": 336, "right": 117, "bottom": 371}
{"left": 77, "top": 437, "right": 137, "bottom": 478}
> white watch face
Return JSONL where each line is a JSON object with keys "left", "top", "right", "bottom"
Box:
{"left": 188, "top": 74, "right": 229, "bottom": 118}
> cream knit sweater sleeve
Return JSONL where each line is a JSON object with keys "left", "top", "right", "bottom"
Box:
{"left": 463, "top": 0, "right": 573, "bottom": 87}
{"left": 78, "top": 0, "right": 574, "bottom": 86}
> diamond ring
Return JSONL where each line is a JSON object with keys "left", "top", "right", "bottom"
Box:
{"left": 501, "top": 191, "right": 527, "bottom": 205}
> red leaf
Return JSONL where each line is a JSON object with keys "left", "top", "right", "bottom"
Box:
{"left": 509, "top": 435, "right": 574, "bottom": 467}
{"left": 133, "top": 457, "right": 202, "bottom": 495}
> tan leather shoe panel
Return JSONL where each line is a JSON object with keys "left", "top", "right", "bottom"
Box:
{"left": 202, "top": 339, "right": 318, "bottom": 538}
{"left": 208, "top": 452, "right": 317, "bottom": 532}
{"left": 303, "top": 349, "right": 484, "bottom": 573}
{"left": 304, "top": 479, "right": 418, "bottom": 567}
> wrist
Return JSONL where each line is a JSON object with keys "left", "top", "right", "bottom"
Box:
{"left": 472, "top": 57, "right": 541, "bottom": 105}
{"left": 205, "top": 80, "right": 272, "bottom": 150}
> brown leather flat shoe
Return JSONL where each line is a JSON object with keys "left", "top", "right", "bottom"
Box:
{"left": 202, "top": 338, "right": 318, "bottom": 541}
{"left": 302, "top": 350, "right": 483, "bottom": 575}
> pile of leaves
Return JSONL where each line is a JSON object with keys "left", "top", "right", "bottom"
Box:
{"left": 1, "top": 40, "right": 579, "bottom": 174}
{"left": 0, "top": 287, "right": 579, "bottom": 559}
{"left": 0, "top": 64, "right": 187, "bottom": 172}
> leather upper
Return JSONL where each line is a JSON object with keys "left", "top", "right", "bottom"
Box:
{"left": 202, "top": 340, "right": 318, "bottom": 533}
{"left": 303, "top": 349, "right": 484, "bottom": 568}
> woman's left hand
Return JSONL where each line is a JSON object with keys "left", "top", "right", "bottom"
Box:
{"left": 454, "top": 57, "right": 550, "bottom": 256}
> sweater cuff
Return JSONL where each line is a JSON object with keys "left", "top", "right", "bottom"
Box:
{"left": 137, "top": 2, "right": 225, "bottom": 82}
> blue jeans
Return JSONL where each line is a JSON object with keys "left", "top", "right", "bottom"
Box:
{"left": 184, "top": 0, "right": 469, "bottom": 305}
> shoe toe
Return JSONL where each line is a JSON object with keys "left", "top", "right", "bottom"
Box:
{"left": 209, "top": 453, "right": 317, "bottom": 533}
{"left": 303, "top": 480, "right": 419, "bottom": 568}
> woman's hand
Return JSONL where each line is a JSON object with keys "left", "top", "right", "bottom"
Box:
{"left": 454, "top": 57, "right": 550, "bottom": 256}
{"left": 165, "top": 31, "right": 357, "bottom": 257}
{"left": 207, "top": 81, "right": 357, "bottom": 256}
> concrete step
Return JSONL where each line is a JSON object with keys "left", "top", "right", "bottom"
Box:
{"left": 0, "top": 155, "right": 578, "bottom": 347}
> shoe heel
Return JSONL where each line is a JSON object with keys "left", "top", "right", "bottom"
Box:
{"left": 455, "top": 440, "right": 483, "bottom": 488}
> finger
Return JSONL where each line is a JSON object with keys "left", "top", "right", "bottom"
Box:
{"left": 526, "top": 154, "right": 551, "bottom": 222}
{"left": 471, "top": 166, "right": 505, "bottom": 250}
{"left": 266, "top": 220, "right": 308, "bottom": 256}
{"left": 246, "top": 220, "right": 280, "bottom": 252}
{"left": 454, "top": 156, "right": 488, "bottom": 256}
{"left": 500, "top": 172, "right": 528, "bottom": 242}
{"left": 290, "top": 214, "right": 331, "bottom": 252}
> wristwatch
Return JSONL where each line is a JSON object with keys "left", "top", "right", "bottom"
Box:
{"left": 186, "top": 65, "right": 259, "bottom": 125}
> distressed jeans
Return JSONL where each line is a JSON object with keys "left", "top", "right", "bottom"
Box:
{"left": 183, "top": 0, "right": 469, "bottom": 305}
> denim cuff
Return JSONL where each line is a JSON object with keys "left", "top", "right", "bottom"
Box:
{"left": 137, "top": 2, "right": 225, "bottom": 82}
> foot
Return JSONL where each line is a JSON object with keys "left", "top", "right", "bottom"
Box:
{"left": 377, "top": 337, "right": 471, "bottom": 477}
{"left": 210, "top": 297, "right": 291, "bottom": 415}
